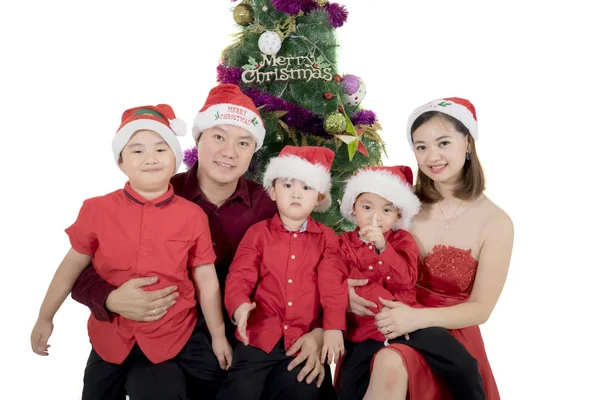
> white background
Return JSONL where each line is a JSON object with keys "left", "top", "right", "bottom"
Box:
{"left": 1, "top": 1, "right": 597, "bottom": 398}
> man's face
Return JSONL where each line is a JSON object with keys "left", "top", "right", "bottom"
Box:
{"left": 196, "top": 125, "right": 256, "bottom": 186}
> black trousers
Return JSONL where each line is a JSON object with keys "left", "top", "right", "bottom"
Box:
{"left": 216, "top": 339, "right": 332, "bottom": 400}
{"left": 338, "top": 327, "right": 485, "bottom": 400}
{"left": 82, "top": 327, "right": 228, "bottom": 400}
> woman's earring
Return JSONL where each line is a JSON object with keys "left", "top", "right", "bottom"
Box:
{"left": 466, "top": 152, "right": 472, "bottom": 161}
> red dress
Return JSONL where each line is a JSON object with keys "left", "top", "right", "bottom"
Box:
{"left": 376, "top": 245, "right": 500, "bottom": 399}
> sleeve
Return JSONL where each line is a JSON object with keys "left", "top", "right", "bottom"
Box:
{"left": 71, "top": 264, "right": 117, "bottom": 321}
{"left": 375, "top": 230, "right": 419, "bottom": 289}
{"left": 188, "top": 210, "right": 217, "bottom": 268}
{"left": 224, "top": 224, "right": 263, "bottom": 320}
{"left": 64, "top": 200, "right": 98, "bottom": 256}
{"left": 318, "top": 229, "right": 348, "bottom": 331}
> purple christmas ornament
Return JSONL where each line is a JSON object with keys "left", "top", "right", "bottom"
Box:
{"left": 341, "top": 74, "right": 360, "bottom": 95}
{"left": 183, "top": 147, "right": 198, "bottom": 170}
{"left": 351, "top": 109, "right": 377, "bottom": 126}
{"left": 325, "top": 3, "right": 348, "bottom": 28}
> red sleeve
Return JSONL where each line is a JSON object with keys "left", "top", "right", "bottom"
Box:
{"left": 318, "top": 228, "right": 348, "bottom": 331}
{"left": 224, "top": 224, "right": 263, "bottom": 320}
{"left": 71, "top": 265, "right": 117, "bottom": 322}
{"left": 65, "top": 200, "right": 98, "bottom": 255}
{"left": 188, "top": 210, "right": 217, "bottom": 267}
{"left": 375, "top": 230, "right": 419, "bottom": 289}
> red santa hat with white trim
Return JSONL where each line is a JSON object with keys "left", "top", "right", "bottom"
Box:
{"left": 112, "top": 104, "right": 187, "bottom": 170}
{"left": 262, "top": 145, "right": 335, "bottom": 213}
{"left": 192, "top": 84, "right": 265, "bottom": 151}
{"left": 406, "top": 97, "right": 478, "bottom": 148}
{"left": 340, "top": 165, "right": 421, "bottom": 231}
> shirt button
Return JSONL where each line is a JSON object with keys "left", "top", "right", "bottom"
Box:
{"left": 284, "top": 325, "right": 289, "bottom": 330}
{"left": 386, "top": 276, "right": 391, "bottom": 280}
{"left": 368, "top": 266, "right": 373, "bottom": 270}
{"left": 287, "top": 301, "right": 293, "bottom": 306}
{"left": 378, "top": 261, "right": 383, "bottom": 265}
{"left": 288, "top": 279, "right": 293, "bottom": 284}
{"left": 212, "top": 241, "right": 216, "bottom": 247}
{"left": 141, "top": 252, "right": 146, "bottom": 257}
{"left": 291, "top": 255, "right": 296, "bottom": 259}
{"left": 142, "top": 225, "right": 148, "bottom": 230}
{"left": 293, "top": 233, "right": 298, "bottom": 238}
{"left": 214, "top": 211, "right": 219, "bottom": 217}
{"left": 368, "top": 245, "right": 373, "bottom": 250}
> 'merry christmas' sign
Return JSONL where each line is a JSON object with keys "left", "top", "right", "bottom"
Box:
{"left": 242, "top": 54, "right": 333, "bottom": 84}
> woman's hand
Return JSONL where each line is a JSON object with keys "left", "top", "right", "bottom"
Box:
{"left": 374, "top": 298, "right": 423, "bottom": 340}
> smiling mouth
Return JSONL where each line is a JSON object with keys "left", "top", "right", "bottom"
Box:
{"left": 429, "top": 164, "right": 447, "bottom": 172}
{"left": 143, "top": 168, "right": 162, "bottom": 172}
{"left": 214, "top": 161, "right": 234, "bottom": 169}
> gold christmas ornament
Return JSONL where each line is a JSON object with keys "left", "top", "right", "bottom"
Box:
{"left": 315, "top": 0, "right": 329, "bottom": 6}
{"left": 233, "top": 4, "right": 253, "bottom": 26}
{"left": 324, "top": 112, "right": 346, "bottom": 134}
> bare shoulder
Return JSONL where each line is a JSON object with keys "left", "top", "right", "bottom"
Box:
{"left": 481, "top": 196, "right": 514, "bottom": 239}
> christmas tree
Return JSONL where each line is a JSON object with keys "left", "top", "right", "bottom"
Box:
{"left": 184, "top": 0, "right": 386, "bottom": 232}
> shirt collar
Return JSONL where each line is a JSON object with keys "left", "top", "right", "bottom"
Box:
{"left": 123, "top": 182, "right": 175, "bottom": 207}
{"left": 271, "top": 213, "right": 323, "bottom": 234}
{"left": 180, "top": 162, "right": 251, "bottom": 207}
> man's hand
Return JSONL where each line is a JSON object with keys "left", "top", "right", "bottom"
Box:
{"left": 105, "top": 277, "right": 178, "bottom": 322}
{"left": 233, "top": 302, "right": 256, "bottom": 346}
{"left": 286, "top": 329, "right": 326, "bottom": 387}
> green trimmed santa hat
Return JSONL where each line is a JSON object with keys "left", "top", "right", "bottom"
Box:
{"left": 192, "top": 84, "right": 265, "bottom": 151}
{"left": 262, "top": 145, "right": 335, "bottom": 213}
{"left": 407, "top": 97, "right": 478, "bottom": 147}
{"left": 340, "top": 165, "right": 421, "bottom": 231}
{"left": 112, "top": 104, "right": 187, "bottom": 169}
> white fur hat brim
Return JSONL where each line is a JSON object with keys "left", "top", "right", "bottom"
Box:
{"left": 340, "top": 169, "right": 421, "bottom": 230}
{"left": 112, "top": 119, "right": 183, "bottom": 171}
{"left": 262, "top": 155, "right": 332, "bottom": 213}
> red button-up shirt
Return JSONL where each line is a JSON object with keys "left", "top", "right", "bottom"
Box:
{"left": 66, "top": 183, "right": 216, "bottom": 364}
{"left": 71, "top": 163, "right": 277, "bottom": 341}
{"left": 225, "top": 214, "right": 347, "bottom": 354}
{"left": 340, "top": 228, "right": 419, "bottom": 343}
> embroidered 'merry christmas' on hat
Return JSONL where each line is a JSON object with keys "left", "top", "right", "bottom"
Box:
{"left": 112, "top": 104, "right": 187, "bottom": 170}
{"left": 192, "top": 84, "right": 265, "bottom": 150}
{"left": 340, "top": 166, "right": 421, "bottom": 231}
{"left": 406, "top": 97, "right": 478, "bottom": 148}
{"left": 262, "top": 145, "right": 335, "bottom": 213}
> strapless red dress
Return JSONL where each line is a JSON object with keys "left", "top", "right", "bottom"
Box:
{"left": 375, "top": 245, "right": 500, "bottom": 399}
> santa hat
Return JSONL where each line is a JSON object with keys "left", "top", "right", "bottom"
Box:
{"left": 340, "top": 166, "right": 421, "bottom": 231}
{"left": 407, "top": 97, "right": 478, "bottom": 148}
{"left": 262, "top": 145, "right": 335, "bottom": 213}
{"left": 192, "top": 84, "right": 265, "bottom": 151}
{"left": 112, "top": 104, "right": 187, "bottom": 170}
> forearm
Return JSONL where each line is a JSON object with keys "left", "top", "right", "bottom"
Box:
{"left": 195, "top": 266, "right": 226, "bottom": 339}
{"left": 418, "top": 300, "right": 491, "bottom": 330}
{"left": 71, "top": 264, "right": 116, "bottom": 321}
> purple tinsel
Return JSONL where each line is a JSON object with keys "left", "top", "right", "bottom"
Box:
{"left": 183, "top": 147, "right": 198, "bottom": 170}
{"left": 271, "top": 0, "right": 303, "bottom": 15}
{"left": 243, "top": 87, "right": 332, "bottom": 139}
{"left": 217, "top": 64, "right": 243, "bottom": 85}
{"left": 325, "top": 3, "right": 348, "bottom": 28}
{"left": 350, "top": 109, "right": 377, "bottom": 126}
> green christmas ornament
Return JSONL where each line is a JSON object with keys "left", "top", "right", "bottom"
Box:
{"left": 233, "top": 4, "right": 253, "bottom": 26}
{"left": 324, "top": 112, "right": 346, "bottom": 134}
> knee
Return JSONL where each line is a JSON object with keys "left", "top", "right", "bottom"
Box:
{"left": 372, "top": 349, "right": 407, "bottom": 390}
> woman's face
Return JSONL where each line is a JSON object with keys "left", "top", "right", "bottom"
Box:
{"left": 411, "top": 116, "right": 469, "bottom": 185}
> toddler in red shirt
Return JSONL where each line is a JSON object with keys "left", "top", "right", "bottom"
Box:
{"left": 336, "top": 165, "right": 485, "bottom": 400}
{"left": 218, "top": 145, "right": 347, "bottom": 400}
{"left": 30, "top": 105, "right": 232, "bottom": 400}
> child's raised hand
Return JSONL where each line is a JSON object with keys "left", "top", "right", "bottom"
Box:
{"left": 320, "top": 330, "right": 344, "bottom": 365}
{"left": 30, "top": 318, "right": 53, "bottom": 356}
{"left": 359, "top": 213, "right": 386, "bottom": 251}
{"left": 211, "top": 336, "right": 233, "bottom": 370}
{"left": 233, "top": 302, "right": 256, "bottom": 346}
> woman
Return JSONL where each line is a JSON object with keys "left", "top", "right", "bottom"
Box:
{"left": 344, "top": 97, "right": 513, "bottom": 399}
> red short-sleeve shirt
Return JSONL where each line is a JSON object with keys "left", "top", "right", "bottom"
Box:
{"left": 65, "top": 182, "right": 216, "bottom": 364}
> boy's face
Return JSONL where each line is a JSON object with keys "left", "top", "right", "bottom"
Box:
{"left": 268, "top": 178, "right": 321, "bottom": 223}
{"left": 353, "top": 192, "right": 401, "bottom": 234}
{"left": 196, "top": 125, "right": 255, "bottom": 186}
{"left": 119, "top": 129, "right": 175, "bottom": 190}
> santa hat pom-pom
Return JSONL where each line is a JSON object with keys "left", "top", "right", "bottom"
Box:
{"left": 169, "top": 118, "right": 187, "bottom": 136}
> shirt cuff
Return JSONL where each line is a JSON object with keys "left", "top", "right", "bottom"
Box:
{"left": 323, "top": 307, "right": 347, "bottom": 331}
{"left": 226, "top": 295, "right": 252, "bottom": 322}
{"left": 91, "top": 282, "right": 118, "bottom": 322}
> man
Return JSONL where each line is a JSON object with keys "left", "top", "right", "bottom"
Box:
{"left": 72, "top": 84, "right": 334, "bottom": 399}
